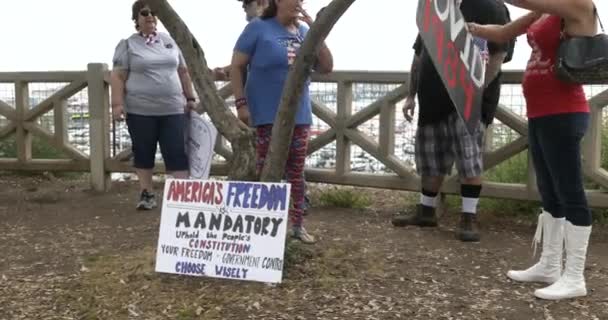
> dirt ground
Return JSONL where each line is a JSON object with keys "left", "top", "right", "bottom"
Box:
{"left": 0, "top": 174, "right": 607, "bottom": 320}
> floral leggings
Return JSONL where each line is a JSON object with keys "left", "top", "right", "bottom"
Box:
{"left": 256, "top": 125, "right": 310, "bottom": 228}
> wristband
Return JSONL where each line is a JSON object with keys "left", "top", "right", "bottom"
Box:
{"left": 235, "top": 97, "right": 248, "bottom": 109}
{"left": 186, "top": 97, "right": 196, "bottom": 103}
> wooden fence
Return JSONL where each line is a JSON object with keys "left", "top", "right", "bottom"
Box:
{"left": 1, "top": 63, "right": 608, "bottom": 207}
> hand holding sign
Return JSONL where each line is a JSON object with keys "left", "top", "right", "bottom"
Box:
{"left": 186, "top": 111, "right": 218, "bottom": 180}
{"left": 467, "top": 22, "right": 503, "bottom": 42}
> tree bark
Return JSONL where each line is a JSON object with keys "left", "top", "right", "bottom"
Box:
{"left": 144, "top": 0, "right": 257, "bottom": 181}
{"left": 259, "top": 0, "right": 356, "bottom": 182}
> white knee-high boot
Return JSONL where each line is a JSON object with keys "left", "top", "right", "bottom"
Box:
{"left": 507, "top": 210, "right": 564, "bottom": 283}
{"left": 534, "top": 221, "right": 592, "bottom": 300}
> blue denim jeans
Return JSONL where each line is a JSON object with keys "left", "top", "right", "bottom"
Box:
{"left": 528, "top": 112, "right": 591, "bottom": 226}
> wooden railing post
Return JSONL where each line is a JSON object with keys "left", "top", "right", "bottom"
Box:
{"left": 379, "top": 101, "right": 395, "bottom": 157}
{"left": 483, "top": 124, "right": 494, "bottom": 152}
{"left": 87, "top": 63, "right": 111, "bottom": 191}
{"left": 582, "top": 104, "right": 602, "bottom": 172}
{"left": 53, "top": 99, "right": 69, "bottom": 145}
{"left": 15, "top": 81, "right": 32, "bottom": 163}
{"left": 336, "top": 81, "right": 352, "bottom": 176}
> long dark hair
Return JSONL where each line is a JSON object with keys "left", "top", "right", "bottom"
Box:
{"left": 261, "top": 0, "right": 278, "bottom": 19}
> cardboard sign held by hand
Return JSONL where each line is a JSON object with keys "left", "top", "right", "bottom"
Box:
{"left": 416, "top": 0, "right": 487, "bottom": 135}
{"left": 186, "top": 111, "right": 218, "bottom": 179}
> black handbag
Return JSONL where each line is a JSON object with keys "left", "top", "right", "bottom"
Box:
{"left": 555, "top": 7, "right": 608, "bottom": 84}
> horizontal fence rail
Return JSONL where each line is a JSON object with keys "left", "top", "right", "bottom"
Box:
{"left": 1, "top": 64, "right": 608, "bottom": 207}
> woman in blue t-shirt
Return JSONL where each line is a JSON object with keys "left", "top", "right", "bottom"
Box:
{"left": 231, "top": 0, "right": 333, "bottom": 244}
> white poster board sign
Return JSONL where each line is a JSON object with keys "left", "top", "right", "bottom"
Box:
{"left": 187, "top": 111, "right": 217, "bottom": 179}
{"left": 155, "top": 179, "right": 291, "bottom": 283}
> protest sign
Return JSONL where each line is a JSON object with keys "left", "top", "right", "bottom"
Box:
{"left": 155, "top": 179, "right": 290, "bottom": 284}
{"left": 186, "top": 111, "right": 217, "bottom": 179}
{"left": 416, "top": 0, "right": 487, "bottom": 135}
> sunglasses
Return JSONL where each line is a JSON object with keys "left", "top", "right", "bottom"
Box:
{"left": 139, "top": 9, "right": 156, "bottom": 17}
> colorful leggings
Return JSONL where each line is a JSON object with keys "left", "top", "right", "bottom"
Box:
{"left": 256, "top": 125, "right": 310, "bottom": 228}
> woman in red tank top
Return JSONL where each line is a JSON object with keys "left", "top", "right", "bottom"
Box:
{"left": 468, "top": 0, "right": 598, "bottom": 301}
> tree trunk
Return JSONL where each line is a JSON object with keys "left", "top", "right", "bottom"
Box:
{"left": 144, "top": 0, "right": 257, "bottom": 181}
{"left": 259, "top": 0, "right": 356, "bottom": 182}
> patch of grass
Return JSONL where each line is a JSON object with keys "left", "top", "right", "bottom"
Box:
{"left": 283, "top": 239, "right": 315, "bottom": 275}
{"left": 176, "top": 308, "right": 197, "bottom": 320}
{"left": 0, "top": 135, "right": 85, "bottom": 179}
{"left": 60, "top": 241, "right": 371, "bottom": 319}
{"left": 479, "top": 197, "right": 541, "bottom": 219}
{"left": 0, "top": 135, "right": 67, "bottom": 159}
{"left": 83, "top": 254, "right": 102, "bottom": 264}
{"left": 600, "top": 118, "right": 608, "bottom": 170}
{"left": 592, "top": 209, "right": 608, "bottom": 224}
{"left": 64, "top": 248, "right": 241, "bottom": 319}
{"left": 444, "top": 194, "right": 541, "bottom": 221}
{"left": 284, "top": 239, "right": 370, "bottom": 290}
{"left": 318, "top": 187, "right": 371, "bottom": 209}
{"left": 485, "top": 151, "right": 528, "bottom": 184}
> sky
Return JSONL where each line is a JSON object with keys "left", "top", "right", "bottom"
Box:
{"left": 1, "top": 1, "right": 606, "bottom": 72}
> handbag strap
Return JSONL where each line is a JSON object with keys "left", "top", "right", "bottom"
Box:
{"left": 595, "top": 6, "right": 605, "bottom": 33}
{"left": 561, "top": 5, "right": 605, "bottom": 34}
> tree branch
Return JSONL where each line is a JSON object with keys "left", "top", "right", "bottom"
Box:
{"left": 144, "top": 0, "right": 257, "bottom": 180}
{"left": 260, "top": 0, "right": 356, "bottom": 182}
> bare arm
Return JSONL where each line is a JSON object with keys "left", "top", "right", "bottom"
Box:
{"left": 231, "top": 51, "right": 252, "bottom": 124}
{"left": 468, "top": 11, "right": 541, "bottom": 44}
{"left": 177, "top": 66, "right": 196, "bottom": 100}
{"left": 300, "top": 8, "right": 333, "bottom": 74}
{"left": 403, "top": 52, "right": 420, "bottom": 122}
{"left": 210, "top": 64, "right": 231, "bottom": 81}
{"left": 504, "top": 0, "right": 592, "bottom": 21}
{"left": 230, "top": 52, "right": 250, "bottom": 102}
{"left": 408, "top": 54, "right": 421, "bottom": 98}
{"left": 484, "top": 52, "right": 507, "bottom": 87}
{"left": 110, "top": 69, "right": 128, "bottom": 106}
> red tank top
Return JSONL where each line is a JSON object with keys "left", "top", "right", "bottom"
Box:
{"left": 522, "top": 15, "right": 589, "bottom": 118}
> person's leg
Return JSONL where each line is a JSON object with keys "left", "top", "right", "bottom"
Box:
{"left": 528, "top": 118, "right": 565, "bottom": 219}
{"left": 393, "top": 118, "right": 452, "bottom": 227}
{"left": 507, "top": 117, "right": 564, "bottom": 283}
{"left": 535, "top": 113, "right": 591, "bottom": 226}
{"left": 126, "top": 113, "right": 159, "bottom": 210}
{"left": 284, "top": 125, "right": 314, "bottom": 243}
{"left": 135, "top": 169, "right": 154, "bottom": 193}
{"left": 531, "top": 113, "right": 592, "bottom": 300}
{"left": 158, "top": 114, "right": 189, "bottom": 179}
{"left": 452, "top": 114, "right": 485, "bottom": 242}
{"left": 255, "top": 125, "right": 273, "bottom": 175}
{"left": 303, "top": 174, "right": 311, "bottom": 216}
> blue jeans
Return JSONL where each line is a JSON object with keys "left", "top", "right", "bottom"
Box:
{"left": 528, "top": 112, "right": 591, "bottom": 226}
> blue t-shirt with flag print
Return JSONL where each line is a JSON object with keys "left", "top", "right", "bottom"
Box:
{"left": 234, "top": 17, "right": 312, "bottom": 127}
